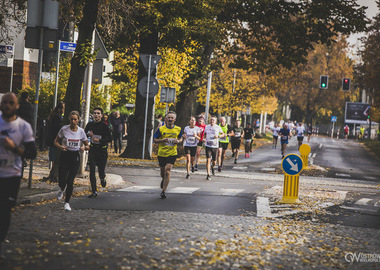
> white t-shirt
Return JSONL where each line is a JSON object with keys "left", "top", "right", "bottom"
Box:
{"left": 183, "top": 126, "right": 201, "bottom": 147}
{"left": 296, "top": 126, "right": 305, "bottom": 137}
{"left": 204, "top": 124, "right": 223, "bottom": 148}
{"left": 58, "top": 125, "right": 87, "bottom": 151}
{"left": 272, "top": 127, "right": 280, "bottom": 136}
{"left": 0, "top": 116, "right": 34, "bottom": 178}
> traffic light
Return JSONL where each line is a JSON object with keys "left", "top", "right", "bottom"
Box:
{"left": 319, "top": 75, "right": 328, "bottom": 89}
{"left": 342, "top": 78, "right": 350, "bottom": 91}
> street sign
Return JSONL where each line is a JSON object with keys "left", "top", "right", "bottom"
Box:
{"left": 140, "top": 54, "right": 161, "bottom": 74}
{"left": 331, "top": 116, "right": 337, "bottom": 122}
{"left": 0, "top": 45, "right": 13, "bottom": 55}
{"left": 60, "top": 41, "right": 76, "bottom": 52}
{"left": 160, "top": 87, "right": 176, "bottom": 103}
{"left": 138, "top": 76, "right": 159, "bottom": 98}
{"left": 281, "top": 154, "right": 303, "bottom": 175}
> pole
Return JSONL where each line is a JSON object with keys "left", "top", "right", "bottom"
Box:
{"left": 28, "top": 27, "right": 44, "bottom": 189}
{"left": 53, "top": 40, "right": 61, "bottom": 108}
{"left": 149, "top": 97, "right": 156, "bottom": 157}
{"left": 263, "top": 112, "right": 267, "bottom": 134}
{"left": 331, "top": 122, "right": 335, "bottom": 139}
{"left": 78, "top": 30, "right": 95, "bottom": 176}
{"left": 232, "top": 69, "right": 236, "bottom": 93}
{"left": 9, "top": 43, "right": 14, "bottom": 92}
{"left": 142, "top": 55, "right": 152, "bottom": 159}
{"left": 205, "top": 71, "right": 212, "bottom": 124}
{"left": 259, "top": 111, "right": 263, "bottom": 134}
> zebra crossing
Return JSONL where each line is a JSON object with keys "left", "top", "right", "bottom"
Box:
{"left": 117, "top": 186, "right": 248, "bottom": 196}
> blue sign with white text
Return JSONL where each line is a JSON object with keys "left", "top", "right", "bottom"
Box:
{"left": 331, "top": 116, "right": 337, "bottom": 122}
{"left": 281, "top": 154, "right": 303, "bottom": 175}
{"left": 60, "top": 41, "right": 76, "bottom": 52}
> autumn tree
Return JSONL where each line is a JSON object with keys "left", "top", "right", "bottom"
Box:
{"left": 197, "top": 53, "right": 278, "bottom": 118}
{"left": 275, "top": 38, "right": 358, "bottom": 124}
{"left": 58, "top": 0, "right": 368, "bottom": 159}
{"left": 356, "top": 1, "right": 380, "bottom": 123}
{"left": 0, "top": 0, "right": 26, "bottom": 43}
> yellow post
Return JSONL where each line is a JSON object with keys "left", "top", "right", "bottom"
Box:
{"left": 299, "top": 144, "right": 311, "bottom": 169}
{"left": 278, "top": 173, "right": 301, "bottom": 204}
{"left": 278, "top": 154, "right": 303, "bottom": 204}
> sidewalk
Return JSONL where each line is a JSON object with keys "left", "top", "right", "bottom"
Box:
{"left": 18, "top": 151, "right": 126, "bottom": 205}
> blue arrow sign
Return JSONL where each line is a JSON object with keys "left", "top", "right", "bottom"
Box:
{"left": 60, "top": 41, "right": 76, "bottom": 52}
{"left": 331, "top": 116, "right": 337, "bottom": 122}
{"left": 281, "top": 154, "right": 303, "bottom": 175}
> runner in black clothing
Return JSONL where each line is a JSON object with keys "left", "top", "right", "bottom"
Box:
{"left": 85, "top": 108, "right": 112, "bottom": 198}
{"left": 243, "top": 123, "right": 254, "bottom": 157}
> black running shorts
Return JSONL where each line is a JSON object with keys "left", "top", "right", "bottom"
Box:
{"left": 184, "top": 146, "right": 197, "bottom": 157}
{"left": 158, "top": 156, "right": 177, "bottom": 167}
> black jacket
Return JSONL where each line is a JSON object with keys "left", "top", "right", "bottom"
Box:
{"left": 85, "top": 121, "right": 112, "bottom": 148}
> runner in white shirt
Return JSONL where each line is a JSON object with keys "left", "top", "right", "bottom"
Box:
{"left": 203, "top": 116, "right": 224, "bottom": 180}
{"left": 54, "top": 111, "right": 89, "bottom": 211}
{"left": 296, "top": 122, "right": 305, "bottom": 149}
{"left": 0, "top": 93, "right": 36, "bottom": 260}
{"left": 182, "top": 116, "right": 201, "bottom": 179}
{"left": 272, "top": 124, "right": 280, "bottom": 149}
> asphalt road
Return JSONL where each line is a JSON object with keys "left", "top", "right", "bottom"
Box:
{"left": 223, "top": 135, "right": 380, "bottom": 182}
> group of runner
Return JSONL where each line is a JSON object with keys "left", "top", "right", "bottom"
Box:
{"left": 153, "top": 112, "right": 257, "bottom": 199}
{"left": 271, "top": 121, "right": 309, "bottom": 159}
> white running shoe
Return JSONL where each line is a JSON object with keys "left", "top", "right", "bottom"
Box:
{"left": 56, "top": 189, "right": 64, "bottom": 200}
{"left": 64, "top": 203, "right": 71, "bottom": 211}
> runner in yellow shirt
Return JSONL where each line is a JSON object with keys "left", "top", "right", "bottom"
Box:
{"left": 153, "top": 111, "right": 183, "bottom": 199}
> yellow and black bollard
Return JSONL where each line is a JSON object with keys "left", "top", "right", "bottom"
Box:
{"left": 299, "top": 144, "right": 311, "bottom": 169}
{"left": 278, "top": 154, "right": 303, "bottom": 204}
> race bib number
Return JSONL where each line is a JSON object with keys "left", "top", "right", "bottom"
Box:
{"left": 164, "top": 138, "right": 176, "bottom": 146}
{"left": 0, "top": 154, "right": 14, "bottom": 168}
{"left": 245, "top": 139, "right": 252, "bottom": 143}
{"left": 187, "top": 137, "right": 196, "bottom": 144}
{"left": 67, "top": 139, "right": 80, "bottom": 150}
{"left": 235, "top": 132, "right": 241, "bottom": 138}
{"left": 92, "top": 134, "right": 102, "bottom": 144}
{"left": 206, "top": 139, "right": 217, "bottom": 147}
{"left": 282, "top": 136, "right": 288, "bottom": 140}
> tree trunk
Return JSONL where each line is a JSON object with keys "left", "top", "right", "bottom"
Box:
{"left": 120, "top": 32, "right": 159, "bottom": 159}
{"left": 64, "top": 0, "right": 99, "bottom": 122}
{"left": 176, "top": 43, "right": 215, "bottom": 127}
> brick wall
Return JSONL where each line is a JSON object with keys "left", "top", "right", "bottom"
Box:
{"left": 0, "top": 60, "right": 38, "bottom": 94}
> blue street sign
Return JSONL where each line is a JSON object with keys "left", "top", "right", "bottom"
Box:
{"left": 331, "top": 116, "right": 337, "bottom": 122}
{"left": 281, "top": 154, "right": 303, "bottom": 175}
{"left": 60, "top": 41, "right": 76, "bottom": 52}
{"left": 0, "top": 45, "right": 6, "bottom": 53}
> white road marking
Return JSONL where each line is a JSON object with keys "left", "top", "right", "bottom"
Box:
{"left": 340, "top": 206, "right": 378, "bottom": 213}
{"left": 364, "top": 176, "right": 377, "bottom": 180}
{"left": 233, "top": 166, "right": 248, "bottom": 170}
{"left": 168, "top": 187, "right": 200, "bottom": 194}
{"left": 117, "top": 186, "right": 158, "bottom": 192}
{"left": 256, "top": 197, "right": 273, "bottom": 217}
{"left": 355, "top": 198, "right": 372, "bottom": 206}
{"left": 319, "top": 143, "right": 322, "bottom": 149}
{"left": 312, "top": 153, "right": 316, "bottom": 158}
{"left": 374, "top": 201, "right": 380, "bottom": 207}
{"left": 261, "top": 168, "right": 275, "bottom": 172}
{"left": 336, "top": 173, "right": 351, "bottom": 178}
{"left": 220, "top": 188, "right": 244, "bottom": 196}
